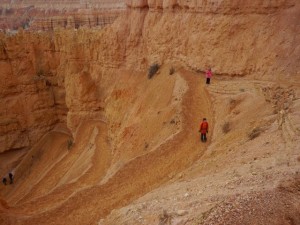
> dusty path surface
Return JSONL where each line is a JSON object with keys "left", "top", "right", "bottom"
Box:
{"left": 2, "top": 68, "right": 298, "bottom": 225}
{"left": 97, "top": 74, "right": 300, "bottom": 225}
{"left": 0, "top": 68, "right": 213, "bottom": 224}
{"left": 11, "top": 121, "right": 112, "bottom": 207}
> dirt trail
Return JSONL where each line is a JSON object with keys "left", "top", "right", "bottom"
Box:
{"left": 0, "top": 69, "right": 213, "bottom": 224}
{"left": 2, "top": 131, "right": 71, "bottom": 205}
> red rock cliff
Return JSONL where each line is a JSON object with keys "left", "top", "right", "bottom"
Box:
{"left": 0, "top": 0, "right": 299, "bottom": 154}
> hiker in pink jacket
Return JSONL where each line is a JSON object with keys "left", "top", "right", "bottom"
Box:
{"left": 205, "top": 68, "right": 212, "bottom": 84}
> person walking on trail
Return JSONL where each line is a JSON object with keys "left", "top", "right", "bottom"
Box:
{"left": 205, "top": 68, "right": 212, "bottom": 84}
{"left": 199, "top": 118, "right": 209, "bottom": 142}
{"left": 9, "top": 172, "right": 14, "bottom": 184}
{"left": 2, "top": 177, "right": 7, "bottom": 185}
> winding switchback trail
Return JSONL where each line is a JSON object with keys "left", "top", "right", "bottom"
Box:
{"left": 0, "top": 69, "right": 213, "bottom": 225}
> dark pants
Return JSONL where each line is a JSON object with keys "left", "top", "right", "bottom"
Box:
{"left": 201, "top": 133, "right": 207, "bottom": 142}
{"left": 206, "top": 78, "right": 210, "bottom": 84}
{"left": 9, "top": 175, "right": 13, "bottom": 184}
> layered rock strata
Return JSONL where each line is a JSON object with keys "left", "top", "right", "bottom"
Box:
{"left": 0, "top": 0, "right": 125, "bottom": 10}
{"left": 0, "top": 0, "right": 125, "bottom": 31}
{"left": 29, "top": 11, "right": 121, "bottom": 31}
{"left": 0, "top": 0, "right": 299, "bottom": 152}
{"left": 126, "top": 0, "right": 296, "bottom": 13}
{"left": 0, "top": 32, "right": 67, "bottom": 153}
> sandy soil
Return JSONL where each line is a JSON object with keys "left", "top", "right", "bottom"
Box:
{"left": 0, "top": 65, "right": 299, "bottom": 225}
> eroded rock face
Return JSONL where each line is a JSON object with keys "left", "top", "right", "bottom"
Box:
{"left": 29, "top": 11, "right": 121, "bottom": 31}
{"left": 0, "top": 32, "right": 66, "bottom": 153}
{"left": 0, "top": 0, "right": 299, "bottom": 154}
{"left": 0, "top": 0, "right": 125, "bottom": 31}
{"left": 0, "top": 2, "right": 299, "bottom": 225}
{"left": 0, "top": 0, "right": 125, "bottom": 9}
{"left": 126, "top": 0, "right": 296, "bottom": 13}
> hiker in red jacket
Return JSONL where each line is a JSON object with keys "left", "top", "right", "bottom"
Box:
{"left": 205, "top": 68, "right": 212, "bottom": 84}
{"left": 199, "top": 118, "right": 209, "bottom": 142}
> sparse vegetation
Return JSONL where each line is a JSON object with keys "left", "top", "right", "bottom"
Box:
{"left": 170, "top": 119, "right": 175, "bottom": 124}
{"left": 222, "top": 121, "right": 231, "bottom": 133}
{"left": 229, "top": 98, "right": 242, "bottom": 111}
{"left": 169, "top": 67, "right": 175, "bottom": 75}
{"left": 148, "top": 63, "right": 160, "bottom": 79}
{"left": 229, "top": 98, "right": 236, "bottom": 105}
{"left": 67, "top": 139, "right": 73, "bottom": 150}
{"left": 36, "top": 69, "right": 45, "bottom": 77}
{"left": 248, "top": 127, "right": 262, "bottom": 140}
{"left": 144, "top": 142, "right": 149, "bottom": 150}
{"left": 33, "top": 69, "right": 47, "bottom": 81}
{"left": 194, "top": 205, "right": 218, "bottom": 225}
{"left": 159, "top": 210, "right": 172, "bottom": 225}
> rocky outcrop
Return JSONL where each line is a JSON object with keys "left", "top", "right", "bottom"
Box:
{"left": 0, "top": 32, "right": 66, "bottom": 153}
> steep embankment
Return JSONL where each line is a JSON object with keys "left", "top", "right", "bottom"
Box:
{"left": 0, "top": 66, "right": 213, "bottom": 225}
{"left": 101, "top": 76, "right": 300, "bottom": 225}
{"left": 0, "top": 0, "right": 300, "bottom": 224}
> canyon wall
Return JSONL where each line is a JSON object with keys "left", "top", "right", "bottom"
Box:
{"left": 0, "top": 32, "right": 66, "bottom": 153}
{"left": 0, "top": 9, "right": 122, "bottom": 31}
{"left": 0, "top": 0, "right": 125, "bottom": 10}
{"left": 29, "top": 11, "right": 121, "bottom": 31}
{"left": 126, "top": 0, "right": 295, "bottom": 13}
{"left": 0, "top": 0, "right": 299, "bottom": 153}
{"left": 0, "top": 0, "right": 125, "bottom": 31}
{"left": 119, "top": 1, "right": 300, "bottom": 77}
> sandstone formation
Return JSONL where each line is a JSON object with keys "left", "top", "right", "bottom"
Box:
{"left": 28, "top": 10, "right": 121, "bottom": 31}
{"left": 0, "top": 0, "right": 125, "bottom": 10}
{"left": 126, "top": 0, "right": 296, "bottom": 13}
{"left": 0, "top": 0, "right": 299, "bottom": 225}
{"left": 0, "top": 0, "right": 125, "bottom": 31}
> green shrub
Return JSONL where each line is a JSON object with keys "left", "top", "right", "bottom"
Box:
{"left": 67, "top": 139, "right": 73, "bottom": 150}
{"left": 169, "top": 67, "right": 175, "bottom": 75}
{"left": 148, "top": 63, "right": 160, "bottom": 79}
{"left": 222, "top": 121, "right": 231, "bottom": 133}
